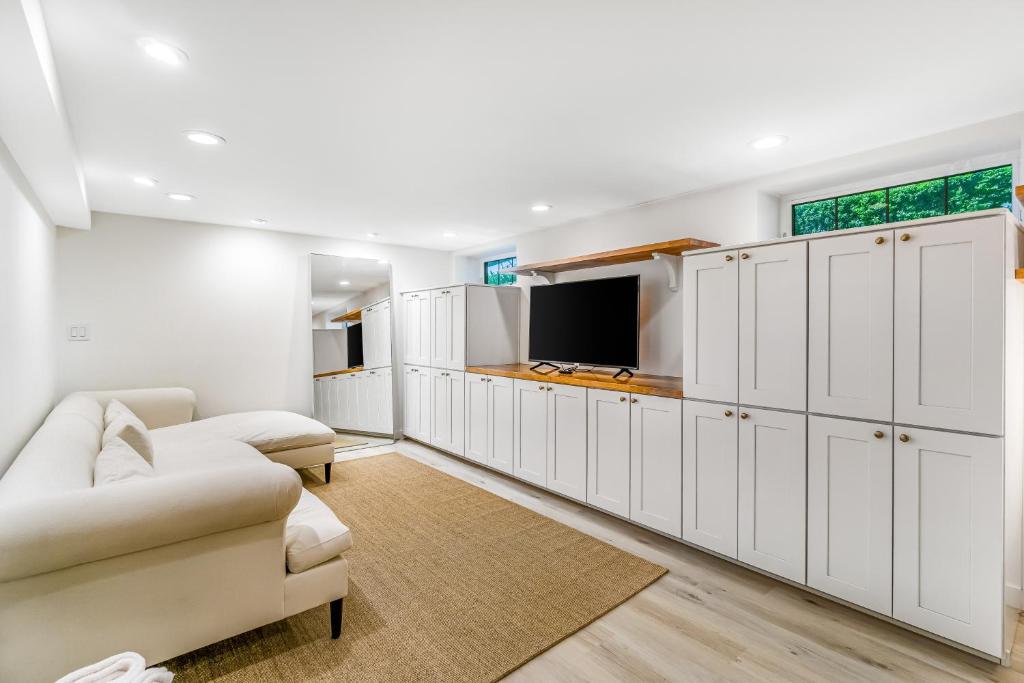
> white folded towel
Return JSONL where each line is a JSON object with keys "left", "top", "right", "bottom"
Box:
{"left": 54, "top": 652, "right": 173, "bottom": 683}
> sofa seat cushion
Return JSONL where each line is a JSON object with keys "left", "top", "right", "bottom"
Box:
{"left": 152, "top": 411, "right": 334, "bottom": 454}
{"left": 285, "top": 489, "right": 352, "bottom": 573}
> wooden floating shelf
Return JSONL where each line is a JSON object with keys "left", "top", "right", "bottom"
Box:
{"left": 1016, "top": 268, "right": 1024, "bottom": 282}
{"left": 331, "top": 308, "right": 362, "bottom": 324}
{"left": 513, "top": 237, "right": 719, "bottom": 275}
{"left": 1016, "top": 184, "right": 1024, "bottom": 206}
{"left": 466, "top": 363, "right": 683, "bottom": 399}
{"left": 314, "top": 366, "right": 364, "bottom": 379}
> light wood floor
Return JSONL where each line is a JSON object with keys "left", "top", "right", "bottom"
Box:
{"left": 337, "top": 440, "right": 1024, "bottom": 682}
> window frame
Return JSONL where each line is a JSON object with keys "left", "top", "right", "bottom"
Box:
{"left": 483, "top": 255, "right": 518, "bottom": 286}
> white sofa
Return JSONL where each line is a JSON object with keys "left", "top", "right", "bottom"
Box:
{"left": 0, "top": 388, "right": 350, "bottom": 683}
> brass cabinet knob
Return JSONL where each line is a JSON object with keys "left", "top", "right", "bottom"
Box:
{"left": 899, "top": 433, "right": 910, "bottom": 443}
{"left": 899, "top": 233, "right": 910, "bottom": 242}
{"left": 739, "top": 412, "right": 749, "bottom": 420}
{"left": 740, "top": 253, "right": 750, "bottom": 260}
{"left": 873, "top": 430, "right": 884, "bottom": 439}
{"left": 619, "top": 396, "right": 626, "bottom": 402}
{"left": 724, "top": 409, "right": 733, "bottom": 417}
{"left": 631, "top": 398, "right": 638, "bottom": 404}
{"left": 724, "top": 254, "right": 734, "bottom": 262}
{"left": 874, "top": 236, "right": 885, "bottom": 245}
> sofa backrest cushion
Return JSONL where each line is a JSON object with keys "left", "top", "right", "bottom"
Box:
{"left": 102, "top": 400, "right": 154, "bottom": 465}
{"left": 0, "top": 395, "right": 103, "bottom": 503}
{"left": 93, "top": 436, "right": 155, "bottom": 486}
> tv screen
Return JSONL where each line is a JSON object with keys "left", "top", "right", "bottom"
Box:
{"left": 347, "top": 323, "right": 364, "bottom": 368}
{"left": 529, "top": 275, "right": 640, "bottom": 370}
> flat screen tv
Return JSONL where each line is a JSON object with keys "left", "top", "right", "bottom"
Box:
{"left": 346, "top": 323, "right": 364, "bottom": 368}
{"left": 529, "top": 275, "right": 639, "bottom": 372}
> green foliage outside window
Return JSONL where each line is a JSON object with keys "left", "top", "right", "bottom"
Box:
{"left": 484, "top": 256, "right": 517, "bottom": 285}
{"left": 792, "top": 165, "right": 1013, "bottom": 236}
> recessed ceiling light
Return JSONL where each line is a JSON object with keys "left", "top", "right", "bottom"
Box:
{"left": 138, "top": 37, "right": 189, "bottom": 66}
{"left": 166, "top": 192, "right": 194, "bottom": 201}
{"left": 443, "top": 231, "right": 457, "bottom": 238}
{"left": 531, "top": 204, "right": 551, "bottom": 213}
{"left": 339, "top": 280, "right": 350, "bottom": 286}
{"left": 183, "top": 130, "right": 226, "bottom": 146}
{"left": 250, "top": 218, "right": 268, "bottom": 225}
{"left": 366, "top": 232, "right": 379, "bottom": 238}
{"left": 133, "top": 176, "right": 158, "bottom": 187}
{"left": 750, "top": 135, "right": 788, "bottom": 150}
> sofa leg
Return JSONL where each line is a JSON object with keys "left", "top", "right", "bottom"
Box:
{"left": 330, "top": 598, "right": 343, "bottom": 639}
{"left": 324, "top": 462, "right": 332, "bottom": 483}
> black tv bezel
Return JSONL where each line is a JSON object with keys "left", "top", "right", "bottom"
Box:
{"left": 527, "top": 274, "right": 641, "bottom": 371}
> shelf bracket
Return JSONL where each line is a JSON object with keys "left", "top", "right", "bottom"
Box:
{"left": 652, "top": 253, "right": 680, "bottom": 291}
{"left": 527, "top": 270, "right": 554, "bottom": 285}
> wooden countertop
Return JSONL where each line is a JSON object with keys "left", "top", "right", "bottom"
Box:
{"left": 314, "top": 366, "right": 363, "bottom": 378}
{"left": 466, "top": 363, "right": 683, "bottom": 399}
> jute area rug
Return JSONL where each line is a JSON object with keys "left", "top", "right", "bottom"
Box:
{"left": 164, "top": 453, "right": 666, "bottom": 682}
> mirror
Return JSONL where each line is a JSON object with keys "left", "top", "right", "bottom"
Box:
{"left": 310, "top": 254, "right": 397, "bottom": 453}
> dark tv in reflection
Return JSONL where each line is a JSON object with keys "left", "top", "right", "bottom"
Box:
{"left": 347, "top": 323, "right": 364, "bottom": 368}
{"left": 528, "top": 275, "right": 640, "bottom": 370}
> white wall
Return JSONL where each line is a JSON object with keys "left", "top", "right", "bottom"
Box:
{"left": 55, "top": 212, "right": 451, "bottom": 420}
{"left": 0, "top": 139, "right": 56, "bottom": 476}
{"left": 454, "top": 182, "right": 779, "bottom": 377}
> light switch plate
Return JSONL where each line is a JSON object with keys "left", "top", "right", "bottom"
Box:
{"left": 68, "top": 324, "right": 90, "bottom": 341}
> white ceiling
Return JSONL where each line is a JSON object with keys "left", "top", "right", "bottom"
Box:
{"left": 40, "top": 0, "right": 1024, "bottom": 248}
{"left": 310, "top": 254, "right": 390, "bottom": 315}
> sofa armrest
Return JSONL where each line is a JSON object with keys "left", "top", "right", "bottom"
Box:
{"left": 75, "top": 387, "right": 197, "bottom": 428}
{"left": 0, "top": 462, "right": 301, "bottom": 582}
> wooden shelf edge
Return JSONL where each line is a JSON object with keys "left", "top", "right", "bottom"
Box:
{"left": 330, "top": 308, "right": 362, "bottom": 323}
{"left": 512, "top": 237, "right": 719, "bottom": 276}
{"left": 466, "top": 363, "right": 683, "bottom": 399}
{"left": 314, "top": 366, "right": 364, "bottom": 378}
{"left": 1015, "top": 268, "right": 1024, "bottom": 282}
{"left": 1015, "top": 185, "right": 1023, "bottom": 206}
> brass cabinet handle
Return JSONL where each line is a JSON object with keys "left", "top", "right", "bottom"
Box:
{"left": 739, "top": 412, "right": 749, "bottom": 419}
{"left": 899, "top": 233, "right": 910, "bottom": 242}
{"left": 899, "top": 433, "right": 910, "bottom": 443}
{"left": 874, "top": 236, "right": 885, "bottom": 245}
{"left": 873, "top": 430, "right": 884, "bottom": 439}
{"left": 740, "top": 253, "right": 750, "bottom": 260}
{"left": 619, "top": 396, "right": 626, "bottom": 402}
{"left": 724, "top": 409, "right": 733, "bottom": 417}
{"left": 724, "top": 254, "right": 734, "bottom": 262}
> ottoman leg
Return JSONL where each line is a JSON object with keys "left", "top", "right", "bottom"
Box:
{"left": 324, "top": 462, "right": 332, "bottom": 483}
{"left": 330, "top": 598, "right": 343, "bottom": 639}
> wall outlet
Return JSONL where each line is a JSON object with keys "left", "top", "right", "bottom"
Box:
{"left": 67, "top": 324, "right": 90, "bottom": 341}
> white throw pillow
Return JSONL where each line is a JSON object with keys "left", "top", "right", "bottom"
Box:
{"left": 94, "top": 436, "right": 155, "bottom": 486}
{"left": 103, "top": 399, "right": 154, "bottom": 465}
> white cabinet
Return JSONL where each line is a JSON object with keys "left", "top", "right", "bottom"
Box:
{"left": 339, "top": 373, "right": 358, "bottom": 430}
{"left": 361, "top": 299, "right": 393, "bottom": 370}
{"left": 894, "top": 217, "right": 1005, "bottom": 435}
{"left": 513, "top": 379, "right": 548, "bottom": 487}
{"left": 465, "top": 374, "right": 490, "bottom": 464}
{"left": 430, "top": 287, "right": 466, "bottom": 370}
{"left": 683, "top": 250, "right": 738, "bottom": 403}
{"left": 629, "top": 394, "right": 681, "bottom": 537}
{"left": 808, "top": 232, "right": 893, "bottom": 421}
{"left": 313, "top": 378, "right": 327, "bottom": 423}
{"left": 402, "top": 291, "right": 430, "bottom": 367}
{"left": 893, "top": 427, "right": 1003, "bottom": 656}
{"left": 545, "top": 383, "right": 588, "bottom": 503}
{"left": 738, "top": 241, "right": 807, "bottom": 411}
{"left": 807, "top": 415, "right": 892, "bottom": 615}
{"left": 586, "top": 389, "right": 631, "bottom": 517}
{"left": 738, "top": 407, "right": 806, "bottom": 583}
{"left": 354, "top": 371, "right": 370, "bottom": 430}
{"left": 365, "top": 367, "right": 393, "bottom": 434}
{"left": 487, "top": 376, "right": 515, "bottom": 474}
{"left": 682, "top": 399, "right": 738, "bottom": 558}
{"left": 403, "top": 366, "right": 430, "bottom": 441}
{"left": 429, "top": 368, "right": 464, "bottom": 455}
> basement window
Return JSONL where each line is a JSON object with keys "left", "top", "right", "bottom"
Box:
{"left": 792, "top": 164, "right": 1014, "bottom": 236}
{"left": 484, "top": 256, "right": 517, "bottom": 285}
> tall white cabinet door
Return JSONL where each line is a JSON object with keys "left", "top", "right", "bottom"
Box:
{"left": 377, "top": 299, "right": 393, "bottom": 369}
{"left": 682, "top": 399, "right": 738, "bottom": 558}
{"left": 429, "top": 368, "right": 450, "bottom": 449}
{"left": 445, "top": 286, "right": 467, "bottom": 370}
{"left": 446, "top": 371, "right": 465, "bottom": 455}
{"left": 407, "top": 293, "right": 431, "bottom": 366}
{"left": 355, "top": 372, "right": 371, "bottom": 431}
{"left": 513, "top": 379, "right": 548, "bottom": 487}
{"left": 361, "top": 309, "right": 377, "bottom": 369}
{"left": 429, "top": 289, "right": 448, "bottom": 368}
{"left": 738, "top": 408, "right": 807, "bottom": 583}
{"left": 893, "top": 428, "right": 1003, "bottom": 657}
{"left": 629, "top": 395, "right": 682, "bottom": 537}
{"left": 313, "top": 379, "right": 325, "bottom": 423}
{"left": 326, "top": 377, "right": 342, "bottom": 429}
{"left": 465, "top": 374, "right": 490, "bottom": 463}
{"left": 807, "top": 416, "right": 892, "bottom": 615}
{"left": 487, "top": 376, "right": 515, "bottom": 474}
{"left": 894, "top": 218, "right": 1004, "bottom": 436}
{"left": 380, "top": 367, "right": 394, "bottom": 434}
{"left": 545, "top": 383, "right": 588, "bottom": 503}
{"left": 738, "top": 241, "right": 807, "bottom": 411}
{"left": 339, "top": 375, "right": 356, "bottom": 430}
{"left": 403, "top": 367, "right": 426, "bottom": 440}
{"left": 808, "top": 232, "right": 893, "bottom": 421}
{"left": 683, "top": 250, "right": 739, "bottom": 403}
{"left": 586, "top": 389, "right": 631, "bottom": 517}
